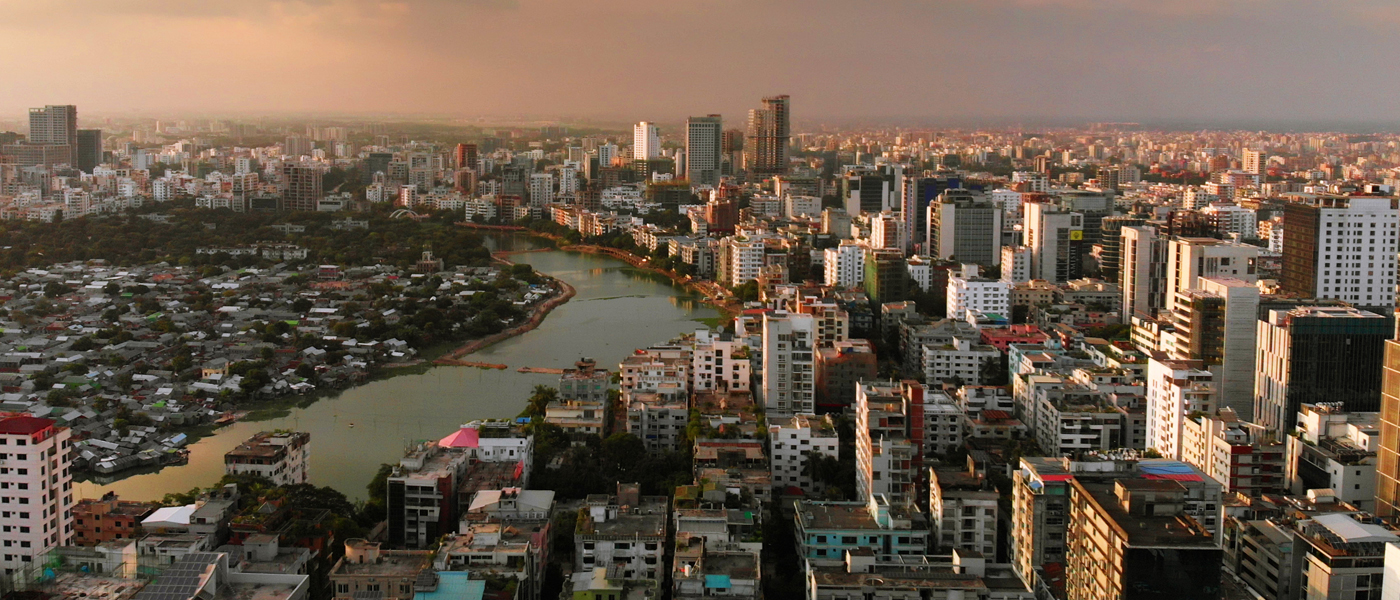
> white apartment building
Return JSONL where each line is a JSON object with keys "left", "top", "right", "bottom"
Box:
{"left": 869, "top": 211, "right": 905, "bottom": 250}
{"left": 0, "top": 416, "right": 74, "bottom": 575}
{"left": 923, "top": 337, "right": 1000, "bottom": 386}
{"left": 633, "top": 121, "right": 660, "bottom": 161}
{"left": 626, "top": 389, "right": 690, "bottom": 453}
{"left": 223, "top": 431, "right": 311, "bottom": 486}
{"left": 1201, "top": 203, "right": 1258, "bottom": 238}
{"left": 1287, "top": 404, "right": 1377, "bottom": 511}
{"left": 785, "top": 195, "right": 821, "bottom": 219}
{"left": 1290, "top": 195, "right": 1399, "bottom": 309}
{"left": 1182, "top": 188, "right": 1217, "bottom": 210}
{"left": 722, "top": 236, "right": 767, "bottom": 287}
{"left": 1170, "top": 277, "right": 1260, "bottom": 417}
{"left": 1165, "top": 237, "right": 1260, "bottom": 304}
{"left": 768, "top": 414, "right": 840, "bottom": 494}
{"left": 823, "top": 240, "right": 866, "bottom": 289}
{"left": 761, "top": 311, "right": 816, "bottom": 415}
{"left": 690, "top": 329, "right": 752, "bottom": 393}
{"left": 1001, "top": 246, "right": 1031, "bottom": 283}
{"left": 906, "top": 255, "right": 931, "bottom": 291}
{"left": 528, "top": 172, "right": 554, "bottom": 209}
{"left": 992, "top": 188, "right": 1024, "bottom": 230}
{"left": 929, "top": 468, "right": 999, "bottom": 557}
{"left": 946, "top": 264, "right": 1009, "bottom": 321}
{"left": 923, "top": 389, "right": 965, "bottom": 456}
{"left": 1146, "top": 357, "right": 1218, "bottom": 460}
{"left": 1023, "top": 199, "right": 1083, "bottom": 283}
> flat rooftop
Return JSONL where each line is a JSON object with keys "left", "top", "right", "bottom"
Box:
{"left": 337, "top": 550, "right": 432, "bottom": 576}
{"left": 1075, "top": 479, "right": 1216, "bottom": 548}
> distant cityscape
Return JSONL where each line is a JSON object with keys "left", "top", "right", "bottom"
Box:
{"left": 4, "top": 95, "right": 1400, "bottom": 600}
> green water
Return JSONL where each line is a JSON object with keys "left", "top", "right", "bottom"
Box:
{"left": 75, "top": 234, "right": 718, "bottom": 501}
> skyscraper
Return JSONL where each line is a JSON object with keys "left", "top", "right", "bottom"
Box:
{"left": 1242, "top": 149, "right": 1265, "bottom": 177}
{"left": 1098, "top": 215, "right": 1145, "bottom": 283}
{"left": 280, "top": 164, "right": 323, "bottom": 211}
{"left": 75, "top": 129, "right": 102, "bottom": 173}
{"left": 743, "top": 95, "right": 790, "bottom": 179}
{"left": 1375, "top": 330, "right": 1400, "bottom": 518}
{"left": 1253, "top": 305, "right": 1390, "bottom": 434}
{"left": 454, "top": 143, "right": 478, "bottom": 171}
{"left": 927, "top": 189, "right": 1002, "bottom": 266}
{"left": 24, "top": 104, "right": 77, "bottom": 165}
{"left": 28, "top": 105, "right": 76, "bottom": 146}
{"left": 685, "top": 115, "right": 722, "bottom": 187}
{"left": 1169, "top": 277, "right": 1260, "bottom": 417}
{"left": 1281, "top": 195, "right": 1399, "bottom": 314}
{"left": 633, "top": 121, "right": 659, "bottom": 162}
{"left": 1120, "top": 226, "right": 1167, "bottom": 322}
{"left": 1023, "top": 195, "right": 1084, "bottom": 283}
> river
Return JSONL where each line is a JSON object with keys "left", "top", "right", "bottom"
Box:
{"left": 74, "top": 233, "right": 718, "bottom": 502}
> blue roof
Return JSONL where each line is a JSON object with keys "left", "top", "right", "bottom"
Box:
{"left": 415, "top": 573, "right": 485, "bottom": 600}
{"left": 705, "top": 575, "right": 732, "bottom": 589}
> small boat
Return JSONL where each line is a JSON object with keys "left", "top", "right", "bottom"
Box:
{"left": 348, "top": 423, "right": 355, "bottom": 428}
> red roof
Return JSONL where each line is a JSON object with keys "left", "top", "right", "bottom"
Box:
{"left": 0, "top": 416, "right": 54, "bottom": 435}
{"left": 439, "top": 426, "right": 480, "bottom": 448}
{"left": 982, "top": 410, "right": 1011, "bottom": 421}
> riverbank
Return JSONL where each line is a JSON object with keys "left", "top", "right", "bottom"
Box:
{"left": 434, "top": 276, "right": 577, "bottom": 366}
{"left": 497, "top": 227, "right": 743, "bottom": 322}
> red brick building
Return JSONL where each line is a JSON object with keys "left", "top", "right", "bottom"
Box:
{"left": 73, "top": 495, "right": 157, "bottom": 546}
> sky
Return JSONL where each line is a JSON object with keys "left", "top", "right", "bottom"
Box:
{"left": 1, "top": 0, "right": 1397, "bottom": 126}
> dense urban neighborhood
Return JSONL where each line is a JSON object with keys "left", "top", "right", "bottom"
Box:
{"left": 6, "top": 97, "right": 1400, "bottom": 600}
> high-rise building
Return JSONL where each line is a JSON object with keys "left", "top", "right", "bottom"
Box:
{"left": 1375, "top": 332, "right": 1400, "bottom": 518}
{"left": 284, "top": 135, "right": 313, "bottom": 157}
{"left": 28, "top": 104, "right": 77, "bottom": 164}
{"left": 75, "top": 129, "right": 102, "bottom": 173}
{"left": 927, "top": 189, "right": 1002, "bottom": 266}
{"left": 869, "top": 211, "right": 905, "bottom": 251}
{"left": 1098, "top": 215, "right": 1145, "bottom": 284}
{"left": 1146, "top": 357, "right": 1217, "bottom": 460}
{"left": 1119, "top": 226, "right": 1167, "bottom": 322}
{"left": 761, "top": 310, "right": 815, "bottom": 415}
{"left": 1064, "top": 477, "right": 1222, "bottom": 600}
{"left": 1281, "top": 195, "right": 1399, "bottom": 314}
{"left": 454, "top": 143, "right": 478, "bottom": 171}
{"left": 1165, "top": 237, "right": 1260, "bottom": 304}
{"left": 632, "top": 121, "right": 659, "bottom": 162}
{"left": 721, "top": 128, "right": 744, "bottom": 176}
{"left": 902, "top": 173, "right": 963, "bottom": 251}
{"left": 0, "top": 415, "right": 74, "bottom": 575}
{"left": 685, "top": 115, "right": 722, "bottom": 187}
{"left": 1242, "top": 149, "right": 1265, "bottom": 176}
{"left": 1254, "top": 305, "right": 1390, "bottom": 434}
{"left": 864, "top": 248, "right": 908, "bottom": 304}
{"left": 842, "top": 165, "right": 902, "bottom": 216}
{"left": 743, "top": 95, "right": 790, "bottom": 179}
{"left": 823, "top": 240, "right": 866, "bottom": 288}
{"left": 1023, "top": 195, "right": 1084, "bottom": 283}
{"left": 1170, "top": 277, "right": 1260, "bottom": 417}
{"left": 1013, "top": 457, "right": 1223, "bottom": 598}
{"left": 280, "top": 164, "right": 323, "bottom": 211}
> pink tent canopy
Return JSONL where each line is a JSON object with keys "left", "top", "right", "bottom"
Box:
{"left": 439, "top": 426, "right": 479, "bottom": 448}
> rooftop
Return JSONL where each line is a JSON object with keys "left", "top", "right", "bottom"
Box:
{"left": 1074, "top": 479, "right": 1215, "bottom": 548}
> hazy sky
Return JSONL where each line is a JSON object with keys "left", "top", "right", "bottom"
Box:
{"left": 1, "top": 0, "right": 1397, "bottom": 125}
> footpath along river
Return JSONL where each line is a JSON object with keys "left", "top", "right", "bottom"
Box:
{"left": 75, "top": 233, "right": 719, "bottom": 501}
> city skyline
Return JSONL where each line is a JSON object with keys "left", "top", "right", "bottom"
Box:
{"left": 4, "top": 0, "right": 1400, "bottom": 126}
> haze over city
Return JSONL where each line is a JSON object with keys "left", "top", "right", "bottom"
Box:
{"left": 4, "top": 0, "right": 1400, "bottom": 126}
